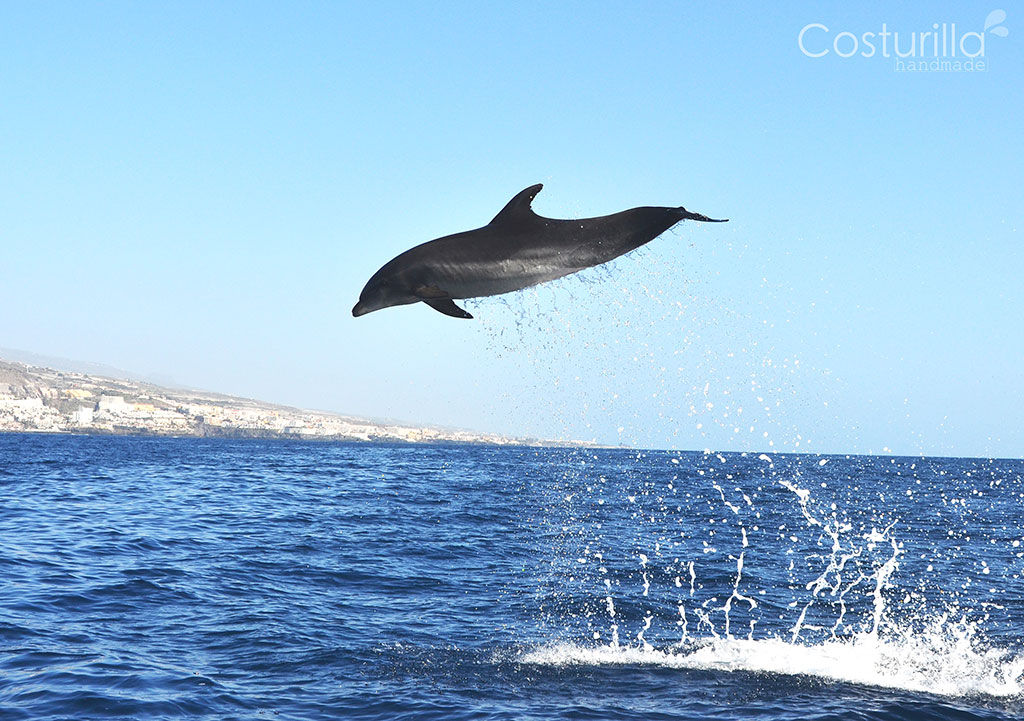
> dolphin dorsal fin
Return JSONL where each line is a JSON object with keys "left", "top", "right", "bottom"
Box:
{"left": 490, "top": 183, "right": 543, "bottom": 226}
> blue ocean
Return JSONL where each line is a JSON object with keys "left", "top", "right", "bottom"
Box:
{"left": 1, "top": 433, "right": 1021, "bottom": 720}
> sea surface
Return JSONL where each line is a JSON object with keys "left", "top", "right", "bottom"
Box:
{"left": 0, "top": 434, "right": 1022, "bottom": 720}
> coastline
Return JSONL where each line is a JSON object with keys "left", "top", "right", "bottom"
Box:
{"left": 0, "top": 357, "right": 573, "bottom": 448}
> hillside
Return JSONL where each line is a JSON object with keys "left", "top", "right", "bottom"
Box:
{"left": 0, "top": 357, "right": 543, "bottom": 445}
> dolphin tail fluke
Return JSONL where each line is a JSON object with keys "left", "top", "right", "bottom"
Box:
{"left": 678, "top": 207, "right": 728, "bottom": 223}
{"left": 423, "top": 298, "right": 473, "bottom": 319}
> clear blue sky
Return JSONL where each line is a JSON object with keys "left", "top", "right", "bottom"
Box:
{"left": 2, "top": 2, "right": 1021, "bottom": 457}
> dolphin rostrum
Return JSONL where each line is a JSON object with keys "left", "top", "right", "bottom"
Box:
{"left": 352, "top": 184, "right": 726, "bottom": 319}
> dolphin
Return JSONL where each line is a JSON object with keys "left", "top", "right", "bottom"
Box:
{"left": 352, "top": 184, "right": 726, "bottom": 319}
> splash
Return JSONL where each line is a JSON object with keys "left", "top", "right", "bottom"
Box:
{"left": 466, "top": 228, "right": 829, "bottom": 452}
{"left": 523, "top": 452, "right": 1024, "bottom": 701}
{"left": 521, "top": 614, "right": 1024, "bottom": 698}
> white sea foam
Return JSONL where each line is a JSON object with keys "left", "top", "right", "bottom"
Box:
{"left": 521, "top": 617, "right": 1024, "bottom": 698}
{"left": 521, "top": 446, "right": 1024, "bottom": 707}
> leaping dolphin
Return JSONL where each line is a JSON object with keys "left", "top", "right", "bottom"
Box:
{"left": 352, "top": 184, "right": 726, "bottom": 319}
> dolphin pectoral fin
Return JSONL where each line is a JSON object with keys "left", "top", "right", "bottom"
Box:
{"left": 414, "top": 284, "right": 450, "bottom": 299}
{"left": 413, "top": 285, "right": 473, "bottom": 318}
{"left": 423, "top": 297, "right": 473, "bottom": 319}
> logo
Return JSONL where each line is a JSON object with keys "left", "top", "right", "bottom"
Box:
{"left": 798, "top": 10, "right": 1008, "bottom": 72}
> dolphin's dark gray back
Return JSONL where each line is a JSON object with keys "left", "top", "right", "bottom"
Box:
{"left": 478, "top": 184, "right": 724, "bottom": 271}
{"left": 352, "top": 184, "right": 726, "bottom": 319}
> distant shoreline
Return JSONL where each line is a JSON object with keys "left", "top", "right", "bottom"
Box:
{"left": 0, "top": 356, "right": 582, "bottom": 448}
{"left": 0, "top": 427, "right": 566, "bottom": 448}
